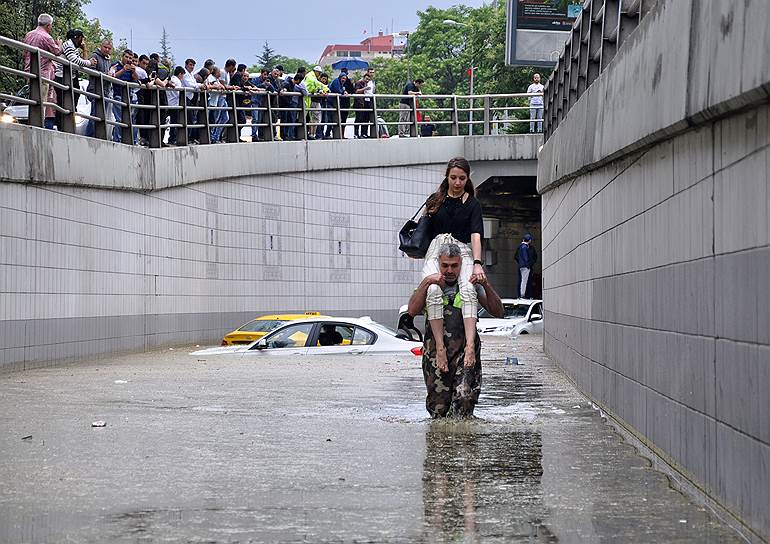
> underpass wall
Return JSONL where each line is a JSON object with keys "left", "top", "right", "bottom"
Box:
{"left": 0, "top": 127, "right": 538, "bottom": 371}
{"left": 538, "top": 0, "right": 769, "bottom": 540}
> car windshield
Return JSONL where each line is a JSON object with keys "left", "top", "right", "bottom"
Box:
{"left": 367, "top": 321, "right": 398, "bottom": 337}
{"left": 478, "top": 304, "right": 530, "bottom": 319}
{"left": 238, "top": 319, "right": 285, "bottom": 333}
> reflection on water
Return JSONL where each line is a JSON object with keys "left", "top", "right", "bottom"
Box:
{"left": 422, "top": 422, "right": 557, "bottom": 542}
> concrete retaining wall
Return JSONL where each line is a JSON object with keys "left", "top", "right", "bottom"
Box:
{"left": 0, "top": 126, "right": 537, "bottom": 371}
{"left": 538, "top": 0, "right": 769, "bottom": 540}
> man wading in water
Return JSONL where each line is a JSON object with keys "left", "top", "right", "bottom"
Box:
{"left": 407, "top": 243, "right": 503, "bottom": 417}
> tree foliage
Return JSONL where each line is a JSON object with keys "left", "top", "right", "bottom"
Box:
{"left": 271, "top": 55, "right": 312, "bottom": 74}
{"left": 0, "top": 0, "right": 112, "bottom": 93}
{"left": 248, "top": 55, "right": 312, "bottom": 76}
{"left": 366, "top": 0, "right": 552, "bottom": 133}
{"left": 159, "top": 26, "right": 174, "bottom": 65}
{"left": 255, "top": 41, "right": 277, "bottom": 70}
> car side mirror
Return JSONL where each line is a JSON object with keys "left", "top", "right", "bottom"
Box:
{"left": 252, "top": 339, "right": 267, "bottom": 350}
{"left": 530, "top": 314, "right": 542, "bottom": 321}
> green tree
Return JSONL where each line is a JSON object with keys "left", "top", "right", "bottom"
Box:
{"left": 360, "top": 1, "right": 552, "bottom": 134}
{"left": 0, "top": 0, "right": 113, "bottom": 93}
{"left": 270, "top": 55, "right": 311, "bottom": 74}
{"left": 114, "top": 36, "right": 129, "bottom": 59}
{"left": 159, "top": 26, "right": 173, "bottom": 65}
{"left": 255, "top": 41, "right": 276, "bottom": 70}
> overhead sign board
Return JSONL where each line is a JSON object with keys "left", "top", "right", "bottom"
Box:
{"left": 506, "top": 0, "right": 582, "bottom": 66}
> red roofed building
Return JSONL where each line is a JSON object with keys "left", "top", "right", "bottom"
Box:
{"left": 317, "top": 31, "right": 405, "bottom": 66}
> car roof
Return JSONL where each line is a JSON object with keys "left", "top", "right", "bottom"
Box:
{"left": 266, "top": 315, "right": 388, "bottom": 330}
{"left": 252, "top": 313, "right": 324, "bottom": 320}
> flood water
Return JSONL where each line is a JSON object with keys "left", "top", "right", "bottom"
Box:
{"left": 0, "top": 335, "right": 741, "bottom": 542}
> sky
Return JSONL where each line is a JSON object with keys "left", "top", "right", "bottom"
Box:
{"left": 83, "top": 0, "right": 488, "bottom": 66}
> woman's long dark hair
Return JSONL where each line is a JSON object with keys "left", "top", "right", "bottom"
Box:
{"left": 425, "top": 157, "right": 474, "bottom": 215}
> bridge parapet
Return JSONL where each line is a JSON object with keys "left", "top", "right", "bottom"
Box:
{"left": 0, "top": 124, "right": 538, "bottom": 190}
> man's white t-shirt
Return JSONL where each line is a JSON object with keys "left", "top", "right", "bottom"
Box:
{"left": 527, "top": 82, "right": 544, "bottom": 106}
{"left": 166, "top": 75, "right": 182, "bottom": 106}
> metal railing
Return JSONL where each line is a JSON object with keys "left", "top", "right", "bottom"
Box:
{"left": 543, "top": 0, "right": 654, "bottom": 140}
{"left": 0, "top": 34, "right": 544, "bottom": 147}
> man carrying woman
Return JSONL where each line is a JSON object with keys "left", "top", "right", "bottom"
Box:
{"left": 419, "top": 157, "right": 486, "bottom": 373}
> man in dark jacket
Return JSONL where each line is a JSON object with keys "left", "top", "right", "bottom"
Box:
{"left": 85, "top": 39, "right": 113, "bottom": 137}
{"left": 515, "top": 233, "right": 537, "bottom": 298}
{"left": 338, "top": 68, "right": 355, "bottom": 129}
{"left": 249, "top": 69, "right": 274, "bottom": 141}
{"left": 327, "top": 72, "right": 349, "bottom": 139}
{"left": 279, "top": 75, "right": 302, "bottom": 140}
{"left": 229, "top": 64, "right": 252, "bottom": 127}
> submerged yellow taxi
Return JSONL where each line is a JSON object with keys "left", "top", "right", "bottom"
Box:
{"left": 221, "top": 312, "right": 326, "bottom": 345}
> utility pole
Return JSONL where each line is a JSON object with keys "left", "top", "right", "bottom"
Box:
{"left": 443, "top": 19, "right": 475, "bottom": 134}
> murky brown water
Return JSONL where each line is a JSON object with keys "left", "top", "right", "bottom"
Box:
{"left": 0, "top": 336, "right": 741, "bottom": 542}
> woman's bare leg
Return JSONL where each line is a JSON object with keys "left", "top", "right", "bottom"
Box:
{"left": 429, "top": 318, "right": 448, "bottom": 372}
{"left": 463, "top": 317, "right": 477, "bottom": 368}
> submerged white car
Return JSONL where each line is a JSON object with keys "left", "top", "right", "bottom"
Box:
{"left": 477, "top": 299, "right": 543, "bottom": 336}
{"left": 1, "top": 81, "right": 93, "bottom": 135}
{"left": 193, "top": 316, "right": 422, "bottom": 357}
{"left": 396, "top": 298, "right": 544, "bottom": 338}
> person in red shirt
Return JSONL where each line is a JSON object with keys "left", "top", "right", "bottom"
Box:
{"left": 23, "top": 13, "right": 62, "bottom": 128}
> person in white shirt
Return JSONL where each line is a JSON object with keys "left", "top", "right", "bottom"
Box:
{"left": 181, "top": 58, "right": 203, "bottom": 143}
{"left": 364, "top": 68, "right": 376, "bottom": 137}
{"left": 206, "top": 66, "right": 226, "bottom": 142}
{"left": 166, "top": 66, "right": 185, "bottom": 145}
{"left": 526, "top": 73, "right": 544, "bottom": 133}
{"left": 211, "top": 59, "right": 235, "bottom": 142}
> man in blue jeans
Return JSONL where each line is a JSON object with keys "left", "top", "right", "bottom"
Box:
{"left": 108, "top": 50, "right": 139, "bottom": 143}
{"left": 527, "top": 73, "right": 544, "bottom": 133}
{"left": 515, "top": 233, "right": 537, "bottom": 298}
{"left": 85, "top": 39, "right": 112, "bottom": 137}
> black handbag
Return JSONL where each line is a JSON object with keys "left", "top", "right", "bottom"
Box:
{"left": 399, "top": 203, "right": 432, "bottom": 258}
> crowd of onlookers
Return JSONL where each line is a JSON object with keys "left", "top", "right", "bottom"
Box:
{"left": 19, "top": 13, "right": 547, "bottom": 145}
{"left": 22, "top": 13, "right": 439, "bottom": 146}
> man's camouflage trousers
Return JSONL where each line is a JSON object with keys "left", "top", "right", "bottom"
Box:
{"left": 421, "top": 292, "right": 482, "bottom": 418}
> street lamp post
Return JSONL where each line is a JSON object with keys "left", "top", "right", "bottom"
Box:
{"left": 443, "top": 19, "right": 475, "bottom": 134}
{"left": 394, "top": 30, "right": 411, "bottom": 81}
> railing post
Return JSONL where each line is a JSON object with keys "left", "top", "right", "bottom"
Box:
{"left": 451, "top": 96, "right": 459, "bottom": 136}
{"left": 334, "top": 94, "right": 342, "bottom": 139}
{"left": 265, "top": 93, "right": 275, "bottom": 142}
{"left": 148, "top": 87, "right": 162, "bottom": 148}
{"left": 299, "top": 96, "right": 308, "bottom": 140}
{"left": 93, "top": 73, "right": 107, "bottom": 140}
{"left": 199, "top": 90, "right": 211, "bottom": 145}
{"left": 27, "top": 50, "right": 44, "bottom": 128}
{"left": 120, "top": 85, "right": 133, "bottom": 144}
{"left": 178, "top": 91, "right": 189, "bottom": 146}
{"left": 371, "top": 95, "right": 379, "bottom": 138}
{"left": 410, "top": 95, "right": 418, "bottom": 137}
{"left": 225, "top": 91, "right": 239, "bottom": 143}
{"left": 483, "top": 96, "right": 491, "bottom": 136}
{"left": 59, "top": 63, "right": 76, "bottom": 134}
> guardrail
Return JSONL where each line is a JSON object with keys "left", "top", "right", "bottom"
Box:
{"left": 0, "top": 34, "right": 544, "bottom": 147}
{"left": 543, "top": 0, "right": 653, "bottom": 140}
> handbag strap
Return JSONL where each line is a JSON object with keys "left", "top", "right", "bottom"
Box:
{"left": 410, "top": 202, "right": 427, "bottom": 221}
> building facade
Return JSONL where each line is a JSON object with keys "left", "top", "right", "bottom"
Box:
{"left": 317, "top": 32, "right": 404, "bottom": 67}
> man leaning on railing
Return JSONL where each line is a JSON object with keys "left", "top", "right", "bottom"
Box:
{"left": 61, "top": 29, "right": 96, "bottom": 70}
{"left": 85, "top": 39, "right": 113, "bottom": 138}
{"left": 22, "top": 13, "right": 61, "bottom": 129}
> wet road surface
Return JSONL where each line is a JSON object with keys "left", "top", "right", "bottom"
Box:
{"left": 0, "top": 335, "right": 742, "bottom": 543}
